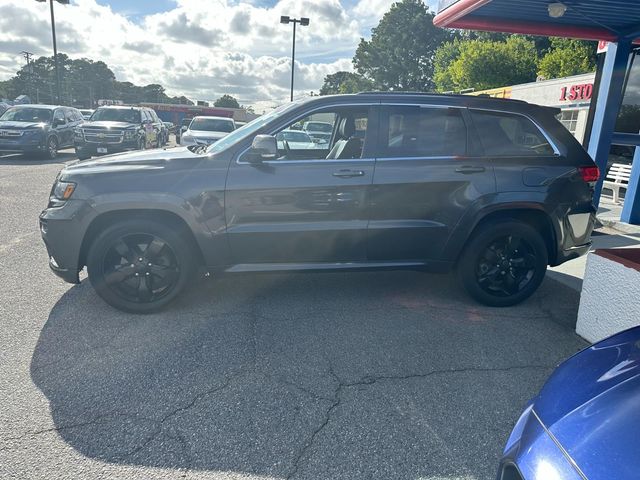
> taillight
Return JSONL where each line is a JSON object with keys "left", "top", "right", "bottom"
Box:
{"left": 578, "top": 166, "right": 599, "bottom": 182}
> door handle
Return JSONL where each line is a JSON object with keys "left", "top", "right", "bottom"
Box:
{"left": 333, "top": 169, "right": 365, "bottom": 178}
{"left": 455, "top": 165, "right": 485, "bottom": 174}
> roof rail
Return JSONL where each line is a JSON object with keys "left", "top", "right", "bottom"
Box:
{"left": 354, "top": 90, "right": 530, "bottom": 105}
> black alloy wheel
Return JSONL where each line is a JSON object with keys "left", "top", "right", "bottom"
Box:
{"left": 457, "top": 220, "right": 548, "bottom": 307}
{"left": 87, "top": 220, "right": 195, "bottom": 313}
{"left": 101, "top": 233, "right": 179, "bottom": 304}
{"left": 475, "top": 235, "right": 536, "bottom": 297}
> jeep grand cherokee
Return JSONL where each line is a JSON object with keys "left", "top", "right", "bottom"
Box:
{"left": 40, "top": 93, "right": 598, "bottom": 313}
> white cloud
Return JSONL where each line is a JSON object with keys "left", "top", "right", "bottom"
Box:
{"left": 0, "top": 0, "right": 432, "bottom": 108}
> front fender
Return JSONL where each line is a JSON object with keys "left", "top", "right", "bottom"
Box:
{"left": 86, "top": 192, "right": 229, "bottom": 267}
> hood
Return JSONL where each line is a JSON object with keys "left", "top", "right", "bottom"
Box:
{"left": 534, "top": 326, "right": 640, "bottom": 480}
{"left": 61, "top": 146, "right": 202, "bottom": 176}
{"left": 82, "top": 121, "right": 137, "bottom": 129}
{"left": 0, "top": 121, "right": 48, "bottom": 130}
{"left": 188, "top": 129, "right": 228, "bottom": 140}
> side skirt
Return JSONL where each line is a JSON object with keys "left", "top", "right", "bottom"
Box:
{"left": 223, "top": 260, "right": 453, "bottom": 274}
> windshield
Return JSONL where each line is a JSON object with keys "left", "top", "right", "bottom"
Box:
{"left": 206, "top": 102, "right": 299, "bottom": 154}
{"left": 304, "top": 121, "right": 332, "bottom": 132}
{"left": 190, "top": 118, "right": 235, "bottom": 133}
{"left": 0, "top": 107, "right": 52, "bottom": 123}
{"left": 277, "top": 131, "right": 311, "bottom": 142}
{"left": 90, "top": 108, "right": 140, "bottom": 123}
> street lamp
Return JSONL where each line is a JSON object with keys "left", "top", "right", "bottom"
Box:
{"left": 36, "top": 0, "right": 69, "bottom": 104}
{"left": 280, "top": 15, "right": 309, "bottom": 102}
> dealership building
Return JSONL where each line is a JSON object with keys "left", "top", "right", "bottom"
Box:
{"left": 471, "top": 73, "right": 596, "bottom": 144}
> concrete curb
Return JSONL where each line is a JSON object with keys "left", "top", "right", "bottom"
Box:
{"left": 596, "top": 216, "right": 640, "bottom": 236}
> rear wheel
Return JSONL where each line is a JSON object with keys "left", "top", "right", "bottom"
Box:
{"left": 457, "top": 220, "right": 548, "bottom": 307}
{"left": 86, "top": 219, "right": 196, "bottom": 313}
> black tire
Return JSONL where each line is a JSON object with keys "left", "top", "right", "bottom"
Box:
{"left": 86, "top": 219, "right": 196, "bottom": 314}
{"left": 76, "top": 149, "right": 90, "bottom": 161}
{"left": 457, "top": 220, "right": 548, "bottom": 307}
{"left": 45, "top": 136, "right": 58, "bottom": 159}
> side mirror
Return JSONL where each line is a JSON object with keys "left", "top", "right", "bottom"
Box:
{"left": 247, "top": 134, "right": 277, "bottom": 162}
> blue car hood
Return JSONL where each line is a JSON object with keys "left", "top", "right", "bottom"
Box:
{"left": 534, "top": 326, "right": 640, "bottom": 479}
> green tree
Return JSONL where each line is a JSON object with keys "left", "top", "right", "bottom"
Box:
{"left": 319, "top": 71, "right": 374, "bottom": 95}
{"left": 214, "top": 94, "right": 240, "bottom": 108}
{"left": 353, "top": 0, "right": 452, "bottom": 91}
{"left": 434, "top": 36, "right": 538, "bottom": 92}
{"left": 538, "top": 38, "right": 597, "bottom": 79}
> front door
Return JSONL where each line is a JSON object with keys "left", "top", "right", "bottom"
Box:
{"left": 367, "top": 104, "right": 495, "bottom": 262}
{"left": 53, "top": 108, "right": 70, "bottom": 146}
{"left": 224, "top": 105, "right": 376, "bottom": 265}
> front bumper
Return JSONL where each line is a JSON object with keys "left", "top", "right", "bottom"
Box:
{"left": 75, "top": 139, "right": 139, "bottom": 157}
{"left": 40, "top": 199, "right": 93, "bottom": 284}
{"left": 0, "top": 140, "right": 47, "bottom": 154}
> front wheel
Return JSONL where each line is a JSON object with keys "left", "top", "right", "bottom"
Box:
{"left": 45, "top": 136, "right": 58, "bottom": 159}
{"left": 457, "top": 220, "right": 548, "bottom": 307}
{"left": 76, "top": 148, "right": 90, "bottom": 161}
{"left": 86, "top": 219, "right": 196, "bottom": 313}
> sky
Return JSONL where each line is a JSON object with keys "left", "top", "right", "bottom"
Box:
{"left": 0, "top": 0, "right": 438, "bottom": 111}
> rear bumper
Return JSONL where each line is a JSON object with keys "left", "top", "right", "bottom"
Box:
{"left": 555, "top": 241, "right": 591, "bottom": 265}
{"left": 551, "top": 208, "right": 596, "bottom": 266}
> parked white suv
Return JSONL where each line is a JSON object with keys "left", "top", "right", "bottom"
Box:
{"left": 179, "top": 116, "right": 235, "bottom": 146}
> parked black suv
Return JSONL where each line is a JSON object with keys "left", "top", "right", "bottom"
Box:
{"left": 74, "top": 106, "right": 163, "bottom": 160}
{"left": 0, "top": 104, "right": 84, "bottom": 159}
{"left": 41, "top": 93, "right": 597, "bottom": 313}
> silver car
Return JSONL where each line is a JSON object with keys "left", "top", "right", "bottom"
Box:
{"left": 179, "top": 116, "right": 235, "bottom": 146}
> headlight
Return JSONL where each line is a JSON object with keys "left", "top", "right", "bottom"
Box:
{"left": 49, "top": 181, "right": 76, "bottom": 207}
{"left": 24, "top": 129, "right": 41, "bottom": 136}
{"left": 124, "top": 129, "right": 137, "bottom": 140}
{"left": 74, "top": 128, "right": 83, "bottom": 139}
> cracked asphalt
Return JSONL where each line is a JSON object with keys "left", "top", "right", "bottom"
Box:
{"left": 0, "top": 149, "right": 588, "bottom": 479}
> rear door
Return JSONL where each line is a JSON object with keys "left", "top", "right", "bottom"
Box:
{"left": 367, "top": 104, "right": 495, "bottom": 262}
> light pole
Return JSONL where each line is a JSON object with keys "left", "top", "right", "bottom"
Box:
{"left": 36, "top": 0, "right": 69, "bottom": 104}
{"left": 280, "top": 16, "right": 309, "bottom": 102}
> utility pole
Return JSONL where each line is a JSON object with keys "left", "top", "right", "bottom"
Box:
{"left": 49, "top": 0, "right": 61, "bottom": 104}
{"left": 21, "top": 51, "right": 34, "bottom": 101}
{"left": 280, "top": 16, "right": 309, "bottom": 102}
{"left": 36, "top": 0, "right": 70, "bottom": 104}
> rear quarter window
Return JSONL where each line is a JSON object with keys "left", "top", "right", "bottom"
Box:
{"left": 470, "top": 110, "right": 556, "bottom": 156}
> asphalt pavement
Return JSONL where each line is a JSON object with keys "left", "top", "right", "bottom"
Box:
{"left": 0, "top": 146, "right": 588, "bottom": 480}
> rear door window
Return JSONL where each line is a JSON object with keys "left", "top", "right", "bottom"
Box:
{"left": 380, "top": 106, "right": 467, "bottom": 158}
{"left": 64, "top": 108, "right": 76, "bottom": 123}
{"left": 470, "top": 110, "right": 556, "bottom": 156}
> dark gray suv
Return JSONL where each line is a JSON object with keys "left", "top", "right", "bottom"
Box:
{"left": 40, "top": 93, "right": 598, "bottom": 313}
